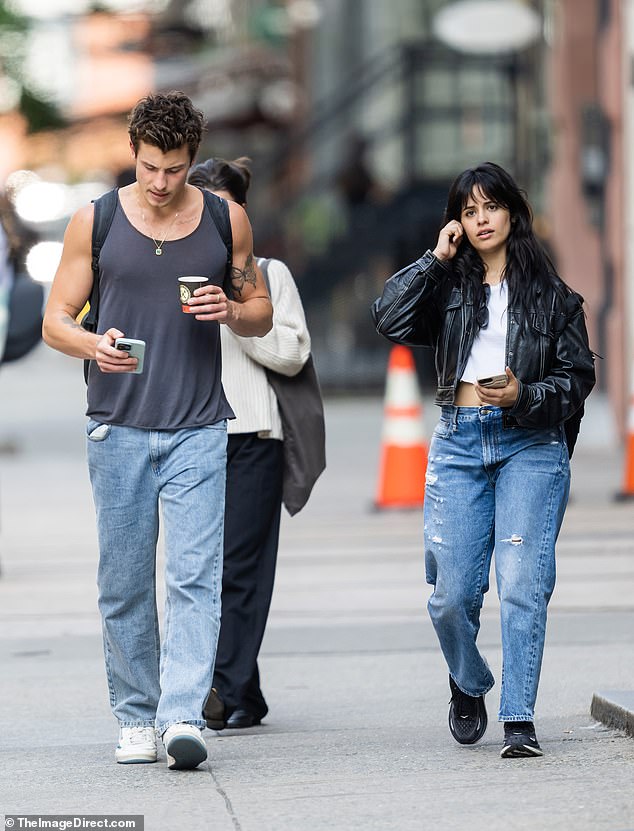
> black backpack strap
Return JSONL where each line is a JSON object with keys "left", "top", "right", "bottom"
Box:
{"left": 83, "top": 188, "right": 118, "bottom": 332}
{"left": 202, "top": 190, "right": 233, "bottom": 297}
{"left": 83, "top": 187, "right": 118, "bottom": 382}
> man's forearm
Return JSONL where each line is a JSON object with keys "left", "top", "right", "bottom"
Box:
{"left": 226, "top": 298, "right": 273, "bottom": 337}
{"left": 43, "top": 311, "right": 99, "bottom": 359}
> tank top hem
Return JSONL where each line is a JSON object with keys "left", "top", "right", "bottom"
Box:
{"left": 85, "top": 408, "right": 234, "bottom": 431}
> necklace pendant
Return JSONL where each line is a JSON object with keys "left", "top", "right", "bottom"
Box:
{"left": 155, "top": 247, "right": 162, "bottom": 256}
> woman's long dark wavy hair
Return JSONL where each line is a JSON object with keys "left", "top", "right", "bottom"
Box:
{"left": 187, "top": 157, "right": 251, "bottom": 205}
{"left": 444, "top": 162, "right": 564, "bottom": 325}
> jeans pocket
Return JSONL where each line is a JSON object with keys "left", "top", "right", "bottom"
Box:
{"left": 87, "top": 419, "right": 111, "bottom": 442}
{"left": 432, "top": 418, "right": 452, "bottom": 440}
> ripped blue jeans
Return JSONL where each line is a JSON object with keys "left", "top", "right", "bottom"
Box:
{"left": 424, "top": 406, "right": 570, "bottom": 722}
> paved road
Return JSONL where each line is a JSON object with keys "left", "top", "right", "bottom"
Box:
{"left": 0, "top": 345, "right": 633, "bottom": 831}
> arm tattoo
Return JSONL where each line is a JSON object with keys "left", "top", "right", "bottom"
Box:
{"left": 62, "top": 315, "right": 84, "bottom": 332}
{"left": 230, "top": 252, "right": 256, "bottom": 297}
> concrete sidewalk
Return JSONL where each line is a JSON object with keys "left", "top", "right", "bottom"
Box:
{"left": 1, "top": 347, "right": 633, "bottom": 831}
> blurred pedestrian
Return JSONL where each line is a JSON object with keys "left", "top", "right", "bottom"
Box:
{"left": 0, "top": 194, "right": 40, "bottom": 569}
{"left": 0, "top": 202, "right": 13, "bottom": 362}
{"left": 187, "top": 157, "right": 314, "bottom": 730}
{"left": 0, "top": 196, "right": 16, "bottom": 572}
{"left": 335, "top": 133, "right": 382, "bottom": 241}
{"left": 372, "top": 162, "right": 595, "bottom": 758}
{"left": 336, "top": 134, "right": 378, "bottom": 214}
{"left": 0, "top": 193, "right": 37, "bottom": 362}
{"left": 43, "top": 92, "right": 272, "bottom": 770}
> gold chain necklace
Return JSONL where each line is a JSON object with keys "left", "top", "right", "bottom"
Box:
{"left": 139, "top": 202, "right": 180, "bottom": 256}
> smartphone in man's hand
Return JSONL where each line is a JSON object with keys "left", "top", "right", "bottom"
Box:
{"left": 115, "top": 337, "right": 146, "bottom": 374}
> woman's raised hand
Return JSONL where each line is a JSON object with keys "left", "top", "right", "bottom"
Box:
{"left": 433, "top": 221, "right": 463, "bottom": 262}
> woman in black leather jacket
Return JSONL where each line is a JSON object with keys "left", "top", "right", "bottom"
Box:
{"left": 372, "top": 162, "right": 595, "bottom": 759}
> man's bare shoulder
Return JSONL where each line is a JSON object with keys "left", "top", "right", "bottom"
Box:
{"left": 227, "top": 200, "right": 249, "bottom": 233}
{"left": 63, "top": 202, "right": 96, "bottom": 249}
{"left": 70, "top": 201, "right": 96, "bottom": 227}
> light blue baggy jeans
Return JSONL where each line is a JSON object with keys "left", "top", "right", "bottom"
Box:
{"left": 86, "top": 419, "right": 227, "bottom": 736}
{"left": 424, "top": 406, "right": 570, "bottom": 722}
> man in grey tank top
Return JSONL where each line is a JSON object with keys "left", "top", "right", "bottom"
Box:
{"left": 43, "top": 91, "right": 272, "bottom": 771}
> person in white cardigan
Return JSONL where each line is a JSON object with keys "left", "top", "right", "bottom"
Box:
{"left": 188, "top": 157, "right": 312, "bottom": 729}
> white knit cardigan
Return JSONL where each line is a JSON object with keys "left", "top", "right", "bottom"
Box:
{"left": 220, "top": 257, "right": 311, "bottom": 438}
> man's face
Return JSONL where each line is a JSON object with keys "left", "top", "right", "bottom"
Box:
{"left": 133, "top": 140, "right": 192, "bottom": 209}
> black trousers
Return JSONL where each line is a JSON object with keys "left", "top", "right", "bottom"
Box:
{"left": 213, "top": 433, "right": 284, "bottom": 718}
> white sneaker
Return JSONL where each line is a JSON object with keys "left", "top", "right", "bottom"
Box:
{"left": 162, "top": 723, "right": 207, "bottom": 770}
{"left": 115, "top": 726, "right": 157, "bottom": 764}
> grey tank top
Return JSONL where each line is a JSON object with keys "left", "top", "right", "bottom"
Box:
{"left": 86, "top": 196, "right": 234, "bottom": 429}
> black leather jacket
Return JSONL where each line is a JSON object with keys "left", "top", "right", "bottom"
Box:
{"left": 372, "top": 250, "right": 596, "bottom": 437}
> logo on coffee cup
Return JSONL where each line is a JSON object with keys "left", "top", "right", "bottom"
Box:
{"left": 178, "top": 276, "right": 208, "bottom": 312}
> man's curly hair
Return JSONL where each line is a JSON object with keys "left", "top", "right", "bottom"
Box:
{"left": 128, "top": 91, "right": 205, "bottom": 162}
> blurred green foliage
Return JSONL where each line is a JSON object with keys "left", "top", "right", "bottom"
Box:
{"left": 0, "top": 0, "right": 67, "bottom": 132}
{"left": 19, "top": 87, "right": 67, "bottom": 132}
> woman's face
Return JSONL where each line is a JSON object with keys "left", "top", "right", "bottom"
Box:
{"left": 460, "top": 186, "right": 511, "bottom": 259}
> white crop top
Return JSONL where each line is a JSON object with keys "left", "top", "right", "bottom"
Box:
{"left": 461, "top": 281, "right": 508, "bottom": 384}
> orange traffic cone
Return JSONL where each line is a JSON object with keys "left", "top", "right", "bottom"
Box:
{"left": 616, "top": 376, "right": 634, "bottom": 500}
{"left": 374, "top": 345, "right": 428, "bottom": 509}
